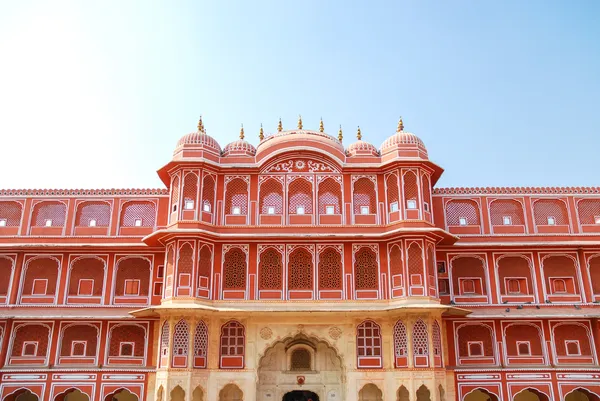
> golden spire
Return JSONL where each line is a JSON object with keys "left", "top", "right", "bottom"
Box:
{"left": 277, "top": 118, "right": 283, "bottom": 132}
{"left": 356, "top": 126, "right": 362, "bottom": 140}
{"left": 297, "top": 115, "right": 303, "bottom": 130}
{"left": 239, "top": 124, "right": 245, "bottom": 140}
{"left": 319, "top": 117, "right": 324, "bottom": 133}
{"left": 197, "top": 115, "right": 204, "bottom": 132}
{"left": 397, "top": 116, "right": 404, "bottom": 132}
{"left": 338, "top": 125, "right": 343, "bottom": 141}
{"left": 259, "top": 123, "right": 264, "bottom": 141}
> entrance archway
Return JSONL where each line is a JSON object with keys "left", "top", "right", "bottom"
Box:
{"left": 566, "top": 388, "right": 600, "bottom": 401}
{"left": 358, "top": 384, "right": 383, "bottom": 401}
{"left": 257, "top": 333, "right": 343, "bottom": 400}
{"left": 104, "top": 389, "right": 139, "bottom": 401}
{"left": 465, "top": 389, "right": 499, "bottom": 401}
{"left": 5, "top": 390, "right": 39, "bottom": 401}
{"left": 513, "top": 389, "right": 549, "bottom": 401}
{"left": 54, "top": 389, "right": 89, "bottom": 401}
{"left": 283, "top": 391, "right": 320, "bottom": 401}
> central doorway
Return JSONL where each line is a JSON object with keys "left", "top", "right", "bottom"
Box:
{"left": 282, "top": 391, "right": 320, "bottom": 401}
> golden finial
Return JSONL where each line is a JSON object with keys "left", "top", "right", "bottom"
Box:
{"left": 338, "top": 125, "right": 343, "bottom": 141}
{"left": 239, "top": 124, "right": 245, "bottom": 140}
{"left": 277, "top": 118, "right": 283, "bottom": 132}
{"left": 197, "top": 115, "right": 204, "bottom": 132}
{"left": 298, "top": 115, "right": 303, "bottom": 130}
{"left": 319, "top": 117, "right": 324, "bottom": 133}
{"left": 259, "top": 124, "right": 264, "bottom": 141}
{"left": 397, "top": 116, "right": 404, "bottom": 132}
{"left": 356, "top": 126, "right": 362, "bottom": 140}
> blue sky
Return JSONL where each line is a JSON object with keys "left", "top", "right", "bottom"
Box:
{"left": 0, "top": 0, "right": 598, "bottom": 189}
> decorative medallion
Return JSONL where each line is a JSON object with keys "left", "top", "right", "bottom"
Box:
{"left": 297, "top": 324, "right": 305, "bottom": 332}
{"left": 260, "top": 327, "right": 273, "bottom": 340}
{"left": 329, "top": 326, "right": 342, "bottom": 340}
{"left": 297, "top": 376, "right": 305, "bottom": 386}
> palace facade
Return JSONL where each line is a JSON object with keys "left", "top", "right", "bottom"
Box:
{"left": 0, "top": 117, "right": 598, "bottom": 401}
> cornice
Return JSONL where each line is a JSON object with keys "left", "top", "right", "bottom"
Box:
{"left": 434, "top": 186, "right": 600, "bottom": 196}
{"left": 0, "top": 188, "right": 168, "bottom": 197}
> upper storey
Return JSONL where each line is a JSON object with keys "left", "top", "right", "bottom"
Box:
{"left": 154, "top": 117, "right": 445, "bottom": 242}
{"left": 433, "top": 187, "right": 600, "bottom": 241}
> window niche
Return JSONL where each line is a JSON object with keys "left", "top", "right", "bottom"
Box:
{"left": 286, "top": 344, "right": 315, "bottom": 372}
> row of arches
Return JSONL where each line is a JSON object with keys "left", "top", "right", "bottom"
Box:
{"left": 445, "top": 197, "right": 600, "bottom": 232}
{"left": 0, "top": 255, "right": 152, "bottom": 304}
{"left": 454, "top": 320, "right": 595, "bottom": 366}
{"left": 0, "top": 199, "right": 157, "bottom": 231}
{"left": 5, "top": 388, "right": 137, "bottom": 401}
{"left": 6, "top": 322, "right": 147, "bottom": 365}
{"left": 441, "top": 253, "right": 599, "bottom": 303}
{"left": 464, "top": 387, "right": 599, "bottom": 401}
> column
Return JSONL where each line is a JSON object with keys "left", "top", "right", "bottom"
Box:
{"left": 406, "top": 316, "right": 414, "bottom": 368}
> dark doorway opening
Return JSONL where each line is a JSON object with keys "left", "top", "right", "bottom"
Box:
{"left": 282, "top": 391, "right": 320, "bottom": 401}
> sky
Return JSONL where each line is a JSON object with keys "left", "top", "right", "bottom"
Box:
{"left": 0, "top": 0, "right": 599, "bottom": 189}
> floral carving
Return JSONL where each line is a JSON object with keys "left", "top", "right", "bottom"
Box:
{"left": 329, "top": 326, "right": 342, "bottom": 340}
{"left": 260, "top": 327, "right": 273, "bottom": 340}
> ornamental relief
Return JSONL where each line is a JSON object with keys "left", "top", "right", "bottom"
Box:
{"left": 263, "top": 159, "right": 339, "bottom": 173}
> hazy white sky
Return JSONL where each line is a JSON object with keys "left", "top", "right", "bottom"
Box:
{"left": 1, "top": 1, "right": 599, "bottom": 189}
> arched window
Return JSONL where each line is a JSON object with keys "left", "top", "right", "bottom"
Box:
{"left": 258, "top": 248, "right": 283, "bottom": 293}
{"left": 497, "top": 255, "right": 534, "bottom": 302}
{"left": 386, "top": 174, "right": 399, "bottom": 214}
{"left": 176, "top": 243, "right": 193, "bottom": 296}
{"left": 445, "top": 199, "right": 480, "bottom": 226}
{"left": 542, "top": 255, "right": 580, "bottom": 298}
{"left": 553, "top": 323, "right": 592, "bottom": 360}
{"left": 159, "top": 321, "right": 169, "bottom": 367}
{"left": 504, "top": 323, "right": 544, "bottom": 359}
{"left": 0, "top": 201, "right": 22, "bottom": 227}
{"left": 432, "top": 320, "right": 442, "bottom": 367}
{"left": 108, "top": 324, "right": 146, "bottom": 362}
{"left": 164, "top": 245, "right": 175, "bottom": 298}
{"left": 353, "top": 177, "right": 376, "bottom": 215}
{"left": 426, "top": 245, "right": 436, "bottom": 293}
{"left": 170, "top": 175, "right": 180, "bottom": 215}
{"left": 67, "top": 257, "right": 105, "bottom": 300}
{"left": 450, "top": 256, "right": 488, "bottom": 299}
{"left": 21, "top": 256, "right": 59, "bottom": 301}
{"left": 402, "top": 171, "right": 419, "bottom": 211}
{"left": 31, "top": 201, "right": 66, "bottom": 227}
{"left": 197, "top": 245, "right": 212, "bottom": 295}
{"left": 59, "top": 324, "right": 99, "bottom": 359}
{"left": 119, "top": 201, "right": 156, "bottom": 228}
{"left": 290, "top": 348, "right": 311, "bottom": 371}
{"left": 589, "top": 256, "right": 600, "bottom": 298}
{"left": 0, "top": 256, "right": 13, "bottom": 298}
{"left": 222, "top": 248, "right": 247, "bottom": 291}
{"left": 356, "top": 320, "right": 382, "bottom": 368}
{"left": 318, "top": 178, "right": 342, "bottom": 215}
{"left": 358, "top": 384, "right": 383, "bottom": 401}
{"left": 412, "top": 319, "right": 429, "bottom": 367}
{"left": 182, "top": 173, "right": 199, "bottom": 211}
{"left": 288, "top": 178, "right": 313, "bottom": 215}
{"left": 354, "top": 247, "right": 378, "bottom": 293}
{"left": 318, "top": 247, "right": 343, "bottom": 293}
{"left": 10, "top": 323, "right": 50, "bottom": 361}
{"left": 259, "top": 178, "right": 284, "bottom": 215}
{"left": 288, "top": 248, "right": 313, "bottom": 291}
{"left": 533, "top": 199, "right": 569, "bottom": 226}
{"left": 74, "top": 201, "right": 111, "bottom": 227}
{"left": 407, "top": 242, "right": 425, "bottom": 295}
{"left": 489, "top": 199, "right": 525, "bottom": 226}
{"left": 113, "top": 257, "right": 150, "bottom": 300}
{"left": 225, "top": 178, "right": 248, "bottom": 215}
{"left": 201, "top": 175, "right": 216, "bottom": 215}
{"left": 219, "top": 320, "right": 245, "bottom": 369}
{"left": 194, "top": 320, "right": 208, "bottom": 368}
{"left": 393, "top": 320, "right": 408, "bottom": 367}
{"left": 421, "top": 174, "right": 432, "bottom": 212}
{"left": 389, "top": 245, "right": 404, "bottom": 296}
{"left": 456, "top": 324, "right": 495, "bottom": 362}
{"left": 172, "top": 319, "right": 189, "bottom": 367}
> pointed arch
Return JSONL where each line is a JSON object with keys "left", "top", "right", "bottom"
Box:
{"left": 356, "top": 320, "right": 382, "bottom": 368}
{"left": 288, "top": 247, "right": 313, "bottom": 291}
{"left": 182, "top": 172, "right": 199, "bottom": 213}
{"left": 171, "top": 319, "right": 189, "bottom": 367}
{"left": 432, "top": 320, "right": 442, "bottom": 367}
{"left": 318, "top": 246, "right": 343, "bottom": 295}
{"left": 176, "top": 242, "right": 194, "bottom": 297}
{"left": 358, "top": 384, "right": 383, "bottom": 401}
{"left": 74, "top": 201, "right": 111, "bottom": 227}
{"left": 318, "top": 177, "right": 342, "bottom": 216}
{"left": 288, "top": 177, "right": 313, "bottom": 215}
{"left": 194, "top": 320, "right": 208, "bottom": 368}
{"left": 201, "top": 174, "right": 216, "bottom": 217}
{"left": 170, "top": 386, "right": 185, "bottom": 401}
{"left": 416, "top": 385, "right": 431, "bottom": 401}
{"left": 159, "top": 320, "right": 170, "bottom": 368}
{"left": 393, "top": 320, "right": 408, "bottom": 368}
{"left": 258, "top": 178, "right": 284, "bottom": 215}
{"left": 389, "top": 244, "right": 404, "bottom": 296}
{"left": 220, "top": 320, "right": 245, "bottom": 369}
{"left": 397, "top": 386, "right": 409, "bottom": 401}
{"left": 218, "top": 384, "right": 242, "bottom": 401}
{"left": 258, "top": 246, "right": 283, "bottom": 295}
{"left": 407, "top": 242, "right": 425, "bottom": 295}
{"left": 197, "top": 244, "right": 212, "bottom": 297}
{"left": 412, "top": 319, "right": 429, "bottom": 367}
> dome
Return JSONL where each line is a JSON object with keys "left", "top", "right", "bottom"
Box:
{"left": 346, "top": 127, "right": 379, "bottom": 157}
{"left": 174, "top": 131, "right": 222, "bottom": 155}
{"left": 223, "top": 139, "right": 257, "bottom": 157}
{"left": 380, "top": 119, "right": 428, "bottom": 159}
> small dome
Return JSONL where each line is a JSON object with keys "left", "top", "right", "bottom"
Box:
{"left": 223, "top": 139, "right": 257, "bottom": 157}
{"left": 346, "top": 140, "right": 379, "bottom": 157}
{"left": 380, "top": 131, "right": 427, "bottom": 155}
{"left": 380, "top": 119, "right": 428, "bottom": 159}
{"left": 175, "top": 131, "right": 222, "bottom": 155}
